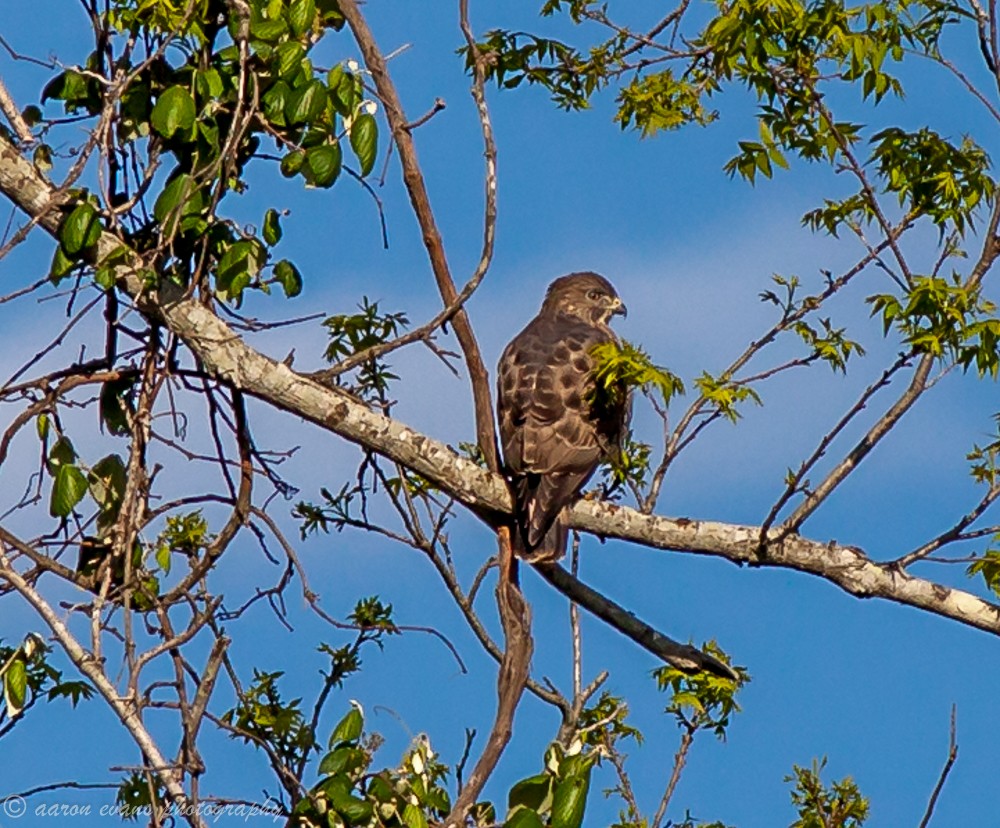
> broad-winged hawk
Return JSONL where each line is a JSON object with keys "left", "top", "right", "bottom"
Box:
{"left": 497, "top": 272, "right": 629, "bottom": 563}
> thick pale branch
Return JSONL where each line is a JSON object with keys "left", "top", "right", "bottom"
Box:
{"left": 1, "top": 133, "right": 999, "bottom": 663}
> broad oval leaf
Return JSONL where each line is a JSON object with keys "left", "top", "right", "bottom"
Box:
{"left": 274, "top": 259, "right": 302, "bottom": 297}
{"left": 349, "top": 113, "right": 378, "bottom": 176}
{"left": 507, "top": 774, "right": 553, "bottom": 813}
{"left": 61, "top": 202, "right": 100, "bottom": 256}
{"left": 274, "top": 42, "right": 307, "bottom": 81}
{"left": 195, "top": 67, "right": 224, "bottom": 100}
{"left": 251, "top": 18, "right": 289, "bottom": 42}
{"left": 50, "top": 245, "right": 76, "bottom": 284}
{"left": 216, "top": 240, "right": 264, "bottom": 299}
{"left": 153, "top": 174, "right": 206, "bottom": 234}
{"left": 505, "top": 807, "right": 545, "bottom": 828}
{"left": 304, "top": 143, "right": 342, "bottom": 188}
{"left": 263, "top": 80, "right": 291, "bottom": 127}
{"left": 550, "top": 763, "right": 592, "bottom": 828}
{"left": 318, "top": 745, "right": 367, "bottom": 777}
{"left": 50, "top": 464, "right": 89, "bottom": 518}
{"left": 47, "top": 436, "right": 77, "bottom": 473}
{"left": 401, "top": 803, "right": 428, "bottom": 828}
{"left": 263, "top": 208, "right": 283, "bottom": 246}
{"left": 289, "top": 0, "right": 316, "bottom": 36}
{"left": 286, "top": 79, "right": 327, "bottom": 125}
{"left": 3, "top": 658, "right": 27, "bottom": 719}
{"left": 88, "top": 454, "right": 127, "bottom": 513}
{"left": 151, "top": 85, "right": 196, "bottom": 138}
{"left": 280, "top": 149, "right": 306, "bottom": 178}
{"left": 329, "top": 706, "right": 363, "bottom": 745}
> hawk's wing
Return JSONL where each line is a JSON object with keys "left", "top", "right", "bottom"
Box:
{"left": 498, "top": 315, "right": 625, "bottom": 560}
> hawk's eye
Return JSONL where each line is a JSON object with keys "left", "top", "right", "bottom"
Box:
{"left": 587, "top": 289, "right": 601, "bottom": 301}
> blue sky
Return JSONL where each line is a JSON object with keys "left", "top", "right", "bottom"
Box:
{"left": 2, "top": 1, "right": 1000, "bottom": 826}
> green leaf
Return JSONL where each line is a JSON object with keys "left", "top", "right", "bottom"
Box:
{"left": 41, "top": 70, "right": 93, "bottom": 110}
{"left": 151, "top": 85, "right": 196, "bottom": 138}
{"left": 153, "top": 173, "right": 205, "bottom": 225}
{"left": 263, "top": 209, "right": 283, "bottom": 245}
{"left": 550, "top": 762, "right": 591, "bottom": 828}
{"left": 156, "top": 544, "right": 172, "bottom": 575}
{"left": 289, "top": 0, "right": 316, "bottom": 36}
{"left": 216, "top": 240, "right": 264, "bottom": 299}
{"left": 402, "top": 803, "right": 428, "bottom": 828}
{"left": 47, "top": 437, "right": 77, "bottom": 473}
{"left": 263, "top": 80, "right": 291, "bottom": 127}
{"left": 36, "top": 413, "right": 49, "bottom": 441}
{"left": 280, "top": 149, "right": 306, "bottom": 177}
{"left": 505, "top": 807, "right": 545, "bottom": 828}
{"left": 329, "top": 705, "right": 363, "bottom": 745}
{"left": 195, "top": 68, "right": 224, "bottom": 100}
{"left": 274, "top": 42, "right": 307, "bottom": 81}
{"left": 61, "top": 202, "right": 100, "bottom": 256}
{"left": 286, "top": 79, "right": 327, "bottom": 125}
{"left": 274, "top": 259, "right": 302, "bottom": 297}
{"left": 251, "top": 18, "right": 289, "bottom": 42}
{"left": 349, "top": 113, "right": 378, "bottom": 176}
{"left": 508, "top": 774, "right": 553, "bottom": 813}
{"left": 3, "top": 658, "right": 27, "bottom": 719}
{"left": 329, "top": 68, "right": 358, "bottom": 117}
{"left": 88, "top": 454, "right": 127, "bottom": 513}
{"left": 50, "top": 464, "right": 89, "bottom": 518}
{"left": 318, "top": 745, "right": 367, "bottom": 777}
{"left": 304, "top": 143, "right": 342, "bottom": 188}
{"left": 50, "top": 245, "right": 76, "bottom": 284}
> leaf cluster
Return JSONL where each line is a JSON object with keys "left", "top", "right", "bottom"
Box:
{"left": 786, "top": 758, "right": 869, "bottom": 827}
{"left": 40, "top": 0, "right": 378, "bottom": 305}
{"left": 323, "top": 298, "right": 410, "bottom": 402}
{"left": 1, "top": 635, "right": 93, "bottom": 726}
{"left": 506, "top": 743, "right": 596, "bottom": 828}
{"left": 294, "top": 705, "right": 455, "bottom": 828}
{"left": 654, "top": 642, "right": 749, "bottom": 740}
{"left": 868, "top": 275, "right": 1000, "bottom": 375}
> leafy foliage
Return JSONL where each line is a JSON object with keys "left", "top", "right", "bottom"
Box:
{"left": 590, "top": 340, "right": 684, "bottom": 409}
{"left": 868, "top": 276, "right": 1000, "bottom": 375}
{"left": 323, "top": 298, "right": 410, "bottom": 403}
{"left": 38, "top": 0, "right": 378, "bottom": 304}
{"left": 654, "top": 642, "right": 749, "bottom": 740}
{"left": 787, "top": 758, "right": 869, "bottom": 827}
{"left": 693, "top": 372, "right": 762, "bottom": 423}
{"left": 0, "top": 635, "right": 93, "bottom": 728}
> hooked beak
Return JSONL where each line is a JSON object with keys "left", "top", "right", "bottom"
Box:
{"left": 612, "top": 298, "right": 628, "bottom": 318}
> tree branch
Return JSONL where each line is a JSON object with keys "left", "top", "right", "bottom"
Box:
{"left": 339, "top": 0, "right": 500, "bottom": 472}
{"left": 1, "top": 130, "right": 1000, "bottom": 669}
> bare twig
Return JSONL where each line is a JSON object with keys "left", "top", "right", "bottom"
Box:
{"left": 917, "top": 706, "right": 958, "bottom": 828}
{"left": 0, "top": 74, "right": 34, "bottom": 144}
{"left": 651, "top": 729, "right": 694, "bottom": 828}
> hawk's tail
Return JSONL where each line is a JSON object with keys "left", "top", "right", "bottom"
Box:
{"left": 512, "top": 512, "right": 568, "bottom": 564}
{"left": 511, "top": 473, "right": 573, "bottom": 563}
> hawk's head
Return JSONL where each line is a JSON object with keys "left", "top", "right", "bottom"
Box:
{"left": 541, "top": 272, "right": 627, "bottom": 327}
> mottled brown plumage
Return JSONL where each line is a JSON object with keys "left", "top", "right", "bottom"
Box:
{"left": 497, "top": 272, "right": 630, "bottom": 563}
